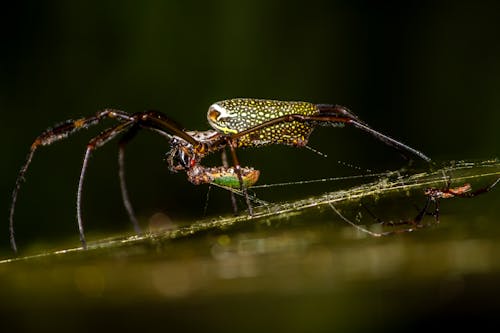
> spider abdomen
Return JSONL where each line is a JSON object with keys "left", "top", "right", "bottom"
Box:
{"left": 207, "top": 98, "right": 319, "bottom": 147}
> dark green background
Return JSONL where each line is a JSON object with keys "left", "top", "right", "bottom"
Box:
{"left": 2, "top": 0, "right": 499, "bottom": 248}
{"left": 1, "top": 0, "right": 500, "bottom": 331}
{"left": 0, "top": 0, "right": 500, "bottom": 332}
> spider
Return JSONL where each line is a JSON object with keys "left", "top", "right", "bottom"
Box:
{"left": 417, "top": 178, "right": 500, "bottom": 224}
{"left": 9, "top": 98, "right": 431, "bottom": 252}
{"left": 336, "top": 177, "right": 500, "bottom": 237}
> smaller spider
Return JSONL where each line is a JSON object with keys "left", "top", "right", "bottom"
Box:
{"left": 415, "top": 177, "right": 500, "bottom": 226}
{"left": 331, "top": 177, "right": 500, "bottom": 237}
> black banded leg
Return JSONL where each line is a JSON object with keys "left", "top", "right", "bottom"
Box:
{"left": 9, "top": 108, "right": 202, "bottom": 252}
{"left": 118, "top": 125, "right": 142, "bottom": 233}
{"left": 9, "top": 109, "right": 133, "bottom": 252}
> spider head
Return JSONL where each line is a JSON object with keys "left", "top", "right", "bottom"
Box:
{"left": 167, "top": 138, "right": 198, "bottom": 172}
{"left": 167, "top": 130, "right": 218, "bottom": 172}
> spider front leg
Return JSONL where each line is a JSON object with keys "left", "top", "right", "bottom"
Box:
{"left": 9, "top": 108, "right": 200, "bottom": 252}
{"left": 9, "top": 109, "right": 134, "bottom": 252}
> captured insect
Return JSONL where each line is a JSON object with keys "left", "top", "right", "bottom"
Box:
{"left": 333, "top": 177, "right": 500, "bottom": 237}
{"left": 9, "top": 98, "right": 431, "bottom": 252}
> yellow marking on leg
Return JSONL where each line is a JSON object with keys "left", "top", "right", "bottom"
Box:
{"left": 74, "top": 118, "right": 86, "bottom": 128}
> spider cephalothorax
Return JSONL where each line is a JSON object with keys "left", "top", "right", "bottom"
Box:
{"left": 166, "top": 130, "right": 225, "bottom": 172}
{"left": 166, "top": 137, "right": 199, "bottom": 172}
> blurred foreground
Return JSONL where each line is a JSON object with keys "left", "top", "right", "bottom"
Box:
{"left": 1, "top": 160, "right": 499, "bottom": 332}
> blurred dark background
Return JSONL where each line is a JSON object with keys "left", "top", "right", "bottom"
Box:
{"left": 1, "top": 0, "right": 499, "bottom": 249}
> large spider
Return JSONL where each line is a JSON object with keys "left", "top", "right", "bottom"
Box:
{"left": 9, "top": 98, "right": 431, "bottom": 252}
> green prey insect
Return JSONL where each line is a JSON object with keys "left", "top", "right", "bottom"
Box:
{"left": 9, "top": 98, "right": 431, "bottom": 252}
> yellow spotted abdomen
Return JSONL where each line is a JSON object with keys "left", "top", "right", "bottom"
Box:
{"left": 207, "top": 98, "right": 318, "bottom": 147}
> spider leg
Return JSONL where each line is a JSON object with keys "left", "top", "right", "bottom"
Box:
{"left": 433, "top": 199, "right": 441, "bottom": 223}
{"left": 132, "top": 110, "right": 200, "bottom": 147}
{"left": 316, "top": 105, "right": 431, "bottom": 162}
{"left": 116, "top": 122, "right": 180, "bottom": 231}
{"left": 118, "top": 125, "right": 142, "bottom": 234}
{"left": 362, "top": 204, "right": 393, "bottom": 226}
{"left": 130, "top": 111, "right": 247, "bottom": 214}
{"left": 78, "top": 121, "right": 135, "bottom": 248}
{"left": 455, "top": 177, "right": 500, "bottom": 198}
{"left": 361, "top": 193, "right": 433, "bottom": 234}
{"left": 334, "top": 178, "right": 498, "bottom": 240}
{"left": 77, "top": 112, "right": 200, "bottom": 248}
{"left": 329, "top": 203, "right": 383, "bottom": 237}
{"left": 414, "top": 196, "right": 432, "bottom": 224}
{"left": 9, "top": 109, "right": 134, "bottom": 252}
{"left": 332, "top": 203, "right": 432, "bottom": 237}
{"left": 230, "top": 108, "right": 431, "bottom": 162}
{"left": 10, "top": 109, "right": 203, "bottom": 252}
{"left": 221, "top": 149, "right": 239, "bottom": 215}
{"left": 227, "top": 139, "right": 254, "bottom": 215}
